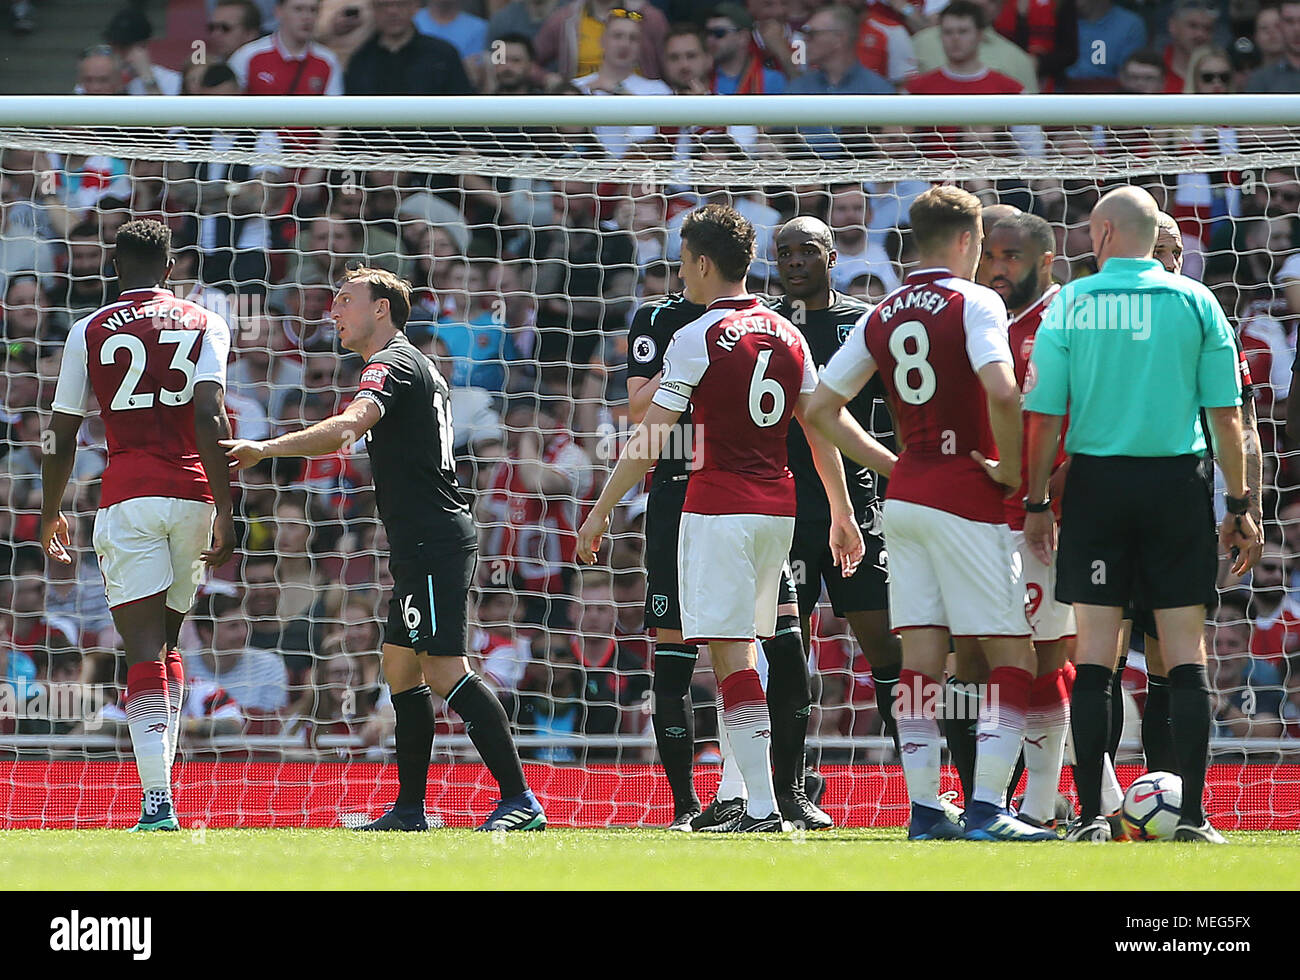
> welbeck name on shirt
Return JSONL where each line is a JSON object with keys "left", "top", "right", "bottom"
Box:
{"left": 100, "top": 302, "right": 203, "bottom": 331}
{"left": 877, "top": 289, "right": 950, "bottom": 323}
{"left": 715, "top": 316, "right": 799, "bottom": 352}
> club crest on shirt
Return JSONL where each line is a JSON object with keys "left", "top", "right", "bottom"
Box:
{"left": 1021, "top": 336, "right": 1035, "bottom": 362}
{"left": 651, "top": 594, "right": 669, "bottom": 617}
{"left": 632, "top": 335, "right": 656, "bottom": 363}
{"left": 838, "top": 323, "right": 854, "bottom": 345}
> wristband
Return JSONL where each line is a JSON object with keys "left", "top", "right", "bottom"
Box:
{"left": 1225, "top": 491, "right": 1250, "bottom": 516}
{"left": 1024, "top": 497, "right": 1051, "bottom": 514}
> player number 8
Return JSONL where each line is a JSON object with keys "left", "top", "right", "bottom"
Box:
{"left": 888, "top": 320, "right": 937, "bottom": 406}
{"left": 748, "top": 348, "right": 786, "bottom": 428}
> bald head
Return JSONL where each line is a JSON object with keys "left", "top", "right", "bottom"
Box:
{"left": 1153, "top": 210, "right": 1183, "bottom": 274}
{"left": 776, "top": 215, "right": 837, "bottom": 302}
{"left": 1090, "top": 186, "right": 1159, "bottom": 262}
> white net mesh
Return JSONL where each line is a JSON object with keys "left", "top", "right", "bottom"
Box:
{"left": 1, "top": 104, "right": 1298, "bottom": 828}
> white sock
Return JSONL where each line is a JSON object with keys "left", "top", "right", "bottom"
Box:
{"left": 125, "top": 663, "right": 171, "bottom": 796}
{"left": 715, "top": 696, "right": 747, "bottom": 801}
{"left": 972, "top": 667, "right": 1032, "bottom": 809}
{"left": 1021, "top": 700, "right": 1069, "bottom": 824}
{"left": 719, "top": 670, "right": 776, "bottom": 819}
{"left": 1101, "top": 752, "right": 1123, "bottom": 815}
{"left": 898, "top": 715, "right": 942, "bottom": 807}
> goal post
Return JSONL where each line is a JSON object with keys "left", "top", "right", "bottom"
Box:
{"left": 0, "top": 95, "right": 1297, "bottom": 830}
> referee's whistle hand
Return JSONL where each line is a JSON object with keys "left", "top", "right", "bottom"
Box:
{"left": 969, "top": 450, "right": 1019, "bottom": 496}
{"left": 1023, "top": 510, "right": 1057, "bottom": 567}
{"left": 1221, "top": 513, "right": 1263, "bottom": 576}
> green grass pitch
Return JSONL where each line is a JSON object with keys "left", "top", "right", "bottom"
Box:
{"left": 2, "top": 828, "right": 1297, "bottom": 890}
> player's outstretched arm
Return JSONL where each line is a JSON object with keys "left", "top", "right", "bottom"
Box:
{"left": 194, "top": 381, "right": 237, "bottom": 568}
{"left": 796, "top": 391, "right": 865, "bottom": 577}
{"left": 802, "top": 382, "right": 898, "bottom": 477}
{"left": 222, "top": 398, "right": 381, "bottom": 468}
{"left": 576, "top": 400, "right": 682, "bottom": 564}
{"left": 39, "top": 411, "right": 82, "bottom": 565}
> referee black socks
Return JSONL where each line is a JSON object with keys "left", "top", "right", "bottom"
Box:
{"left": 871, "top": 662, "right": 901, "bottom": 756}
{"left": 1168, "top": 664, "right": 1211, "bottom": 826}
{"left": 1070, "top": 664, "right": 1113, "bottom": 822}
{"left": 392, "top": 684, "right": 435, "bottom": 811}
{"left": 942, "top": 679, "right": 979, "bottom": 806}
{"left": 1142, "top": 674, "right": 1178, "bottom": 774}
{"left": 652, "top": 644, "right": 700, "bottom": 815}
{"left": 1108, "top": 656, "right": 1127, "bottom": 763}
{"left": 447, "top": 672, "right": 528, "bottom": 800}
{"left": 765, "top": 615, "right": 812, "bottom": 797}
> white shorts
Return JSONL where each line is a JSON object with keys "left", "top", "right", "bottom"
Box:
{"left": 883, "top": 499, "right": 1029, "bottom": 637}
{"left": 678, "top": 512, "right": 796, "bottom": 645}
{"left": 1012, "top": 529, "right": 1076, "bottom": 642}
{"left": 93, "top": 497, "right": 215, "bottom": 612}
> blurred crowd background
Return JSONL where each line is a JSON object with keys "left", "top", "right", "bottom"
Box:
{"left": 2, "top": 0, "right": 1300, "bottom": 763}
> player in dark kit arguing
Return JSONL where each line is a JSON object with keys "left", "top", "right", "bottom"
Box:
{"left": 223, "top": 267, "right": 544, "bottom": 832}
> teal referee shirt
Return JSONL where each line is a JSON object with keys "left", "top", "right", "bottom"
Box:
{"left": 1024, "top": 257, "right": 1241, "bottom": 456}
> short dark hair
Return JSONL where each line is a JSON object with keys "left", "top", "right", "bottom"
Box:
{"left": 216, "top": 0, "right": 263, "bottom": 32}
{"left": 495, "top": 32, "right": 535, "bottom": 59}
{"left": 1123, "top": 48, "right": 1166, "bottom": 73}
{"left": 665, "top": 22, "right": 705, "bottom": 48}
{"left": 69, "top": 220, "right": 100, "bottom": 240}
{"left": 114, "top": 219, "right": 171, "bottom": 271}
{"left": 680, "top": 204, "right": 755, "bottom": 283}
{"left": 990, "top": 211, "right": 1055, "bottom": 258}
{"left": 940, "top": 0, "right": 987, "bottom": 29}
{"left": 909, "top": 186, "right": 982, "bottom": 254}
{"left": 197, "top": 62, "right": 239, "bottom": 89}
{"left": 342, "top": 266, "right": 412, "bottom": 329}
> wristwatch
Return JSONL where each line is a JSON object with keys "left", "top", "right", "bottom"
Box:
{"left": 1225, "top": 491, "right": 1251, "bottom": 515}
{"left": 1024, "top": 497, "right": 1051, "bottom": 513}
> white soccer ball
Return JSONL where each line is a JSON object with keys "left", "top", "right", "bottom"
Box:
{"left": 1120, "top": 771, "right": 1183, "bottom": 841}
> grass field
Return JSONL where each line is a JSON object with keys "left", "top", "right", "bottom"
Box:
{"left": 2, "top": 828, "right": 1297, "bottom": 890}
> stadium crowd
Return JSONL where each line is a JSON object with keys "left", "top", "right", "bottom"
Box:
{"left": 2, "top": 0, "right": 1300, "bottom": 763}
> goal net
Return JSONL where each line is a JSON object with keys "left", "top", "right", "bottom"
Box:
{"left": 0, "top": 95, "right": 1297, "bottom": 829}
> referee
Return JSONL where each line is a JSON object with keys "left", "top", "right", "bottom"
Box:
{"left": 224, "top": 267, "right": 545, "bottom": 833}
{"left": 1023, "top": 187, "right": 1260, "bottom": 844}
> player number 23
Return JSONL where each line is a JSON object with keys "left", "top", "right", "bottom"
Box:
{"left": 100, "top": 330, "right": 202, "bottom": 411}
{"left": 888, "top": 320, "right": 937, "bottom": 406}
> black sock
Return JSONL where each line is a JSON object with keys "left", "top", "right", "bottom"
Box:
{"left": 943, "top": 679, "right": 980, "bottom": 805}
{"left": 1071, "top": 664, "right": 1113, "bottom": 822}
{"left": 1006, "top": 751, "right": 1026, "bottom": 808}
{"left": 1108, "top": 656, "right": 1127, "bottom": 762}
{"left": 392, "top": 684, "right": 435, "bottom": 810}
{"left": 1143, "top": 674, "right": 1179, "bottom": 774}
{"left": 765, "top": 615, "right": 811, "bottom": 797}
{"left": 872, "top": 661, "right": 901, "bottom": 756}
{"left": 447, "top": 672, "right": 527, "bottom": 799}
{"left": 1168, "top": 664, "right": 1211, "bottom": 826}
{"left": 652, "top": 644, "right": 699, "bottom": 814}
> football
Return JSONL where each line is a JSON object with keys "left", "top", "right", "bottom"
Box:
{"left": 1121, "top": 772, "right": 1184, "bottom": 841}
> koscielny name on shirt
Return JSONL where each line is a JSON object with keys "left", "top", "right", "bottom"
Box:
{"left": 49, "top": 910, "right": 152, "bottom": 960}
{"left": 877, "top": 289, "right": 950, "bottom": 322}
{"left": 101, "top": 302, "right": 202, "bottom": 331}
{"left": 715, "top": 316, "right": 799, "bottom": 352}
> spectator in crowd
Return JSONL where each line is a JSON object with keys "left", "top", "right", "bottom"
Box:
{"left": 1248, "top": 543, "right": 1300, "bottom": 666}
{"left": 430, "top": 259, "right": 517, "bottom": 394}
{"left": 289, "top": 214, "right": 365, "bottom": 286}
{"left": 44, "top": 544, "right": 113, "bottom": 642}
{"left": 1, "top": 571, "right": 77, "bottom": 681}
{"left": 855, "top": 1, "right": 919, "bottom": 86}
{"left": 572, "top": 10, "right": 672, "bottom": 158}
{"left": 73, "top": 45, "right": 128, "bottom": 96}
{"left": 208, "top": 0, "right": 267, "bottom": 60}
{"left": 1116, "top": 47, "right": 1168, "bottom": 93}
{"left": 485, "top": 32, "right": 546, "bottom": 93}
{"left": 811, "top": 608, "right": 882, "bottom": 745}
{"left": 787, "top": 3, "right": 894, "bottom": 151}
{"left": 347, "top": 0, "right": 474, "bottom": 93}
{"left": 414, "top": 0, "right": 486, "bottom": 61}
{"left": 489, "top": 0, "right": 561, "bottom": 44}
{"left": 57, "top": 221, "right": 111, "bottom": 324}
{"left": 102, "top": 6, "right": 183, "bottom": 95}
{"left": 827, "top": 182, "right": 900, "bottom": 293}
{"left": 742, "top": 0, "right": 800, "bottom": 80}
{"left": 470, "top": 588, "right": 532, "bottom": 694}
{"left": 240, "top": 553, "right": 313, "bottom": 671}
{"left": 179, "top": 678, "right": 246, "bottom": 741}
{"left": 228, "top": 0, "right": 344, "bottom": 95}
{"left": 661, "top": 23, "right": 710, "bottom": 96}
{"left": 7, "top": 0, "right": 34, "bottom": 34}
{"left": 0, "top": 148, "right": 65, "bottom": 293}
{"left": 515, "top": 628, "right": 618, "bottom": 761}
{"left": 1246, "top": 0, "right": 1300, "bottom": 90}
{"left": 479, "top": 394, "right": 592, "bottom": 628}
{"left": 705, "top": 3, "right": 785, "bottom": 94}
{"left": 188, "top": 596, "right": 290, "bottom": 714}
{"left": 986, "top": 0, "right": 1078, "bottom": 90}
{"left": 2, "top": 276, "right": 65, "bottom": 352}
{"left": 1160, "top": 0, "right": 1220, "bottom": 91}
{"left": 1255, "top": 2, "right": 1287, "bottom": 68}
{"left": 1067, "top": 0, "right": 1148, "bottom": 88}
{"left": 567, "top": 568, "right": 651, "bottom": 730}
{"left": 1215, "top": 592, "right": 1287, "bottom": 737}
{"left": 535, "top": 0, "right": 668, "bottom": 82}
{"left": 905, "top": 2, "right": 1027, "bottom": 98}
{"left": 534, "top": 180, "right": 636, "bottom": 367}
{"left": 911, "top": 0, "right": 1038, "bottom": 93}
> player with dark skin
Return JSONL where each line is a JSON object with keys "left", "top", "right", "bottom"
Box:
{"left": 773, "top": 217, "right": 901, "bottom": 730}
{"left": 40, "top": 254, "right": 236, "bottom": 668}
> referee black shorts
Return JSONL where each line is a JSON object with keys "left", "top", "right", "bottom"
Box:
{"left": 1057, "top": 454, "right": 1217, "bottom": 612}
{"left": 385, "top": 532, "right": 477, "bottom": 656}
{"left": 789, "top": 498, "right": 890, "bottom": 619}
{"left": 644, "top": 475, "right": 799, "bottom": 632}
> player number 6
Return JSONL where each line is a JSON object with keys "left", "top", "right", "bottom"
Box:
{"left": 748, "top": 349, "right": 786, "bottom": 428}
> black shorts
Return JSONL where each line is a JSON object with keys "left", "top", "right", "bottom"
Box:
{"left": 644, "top": 475, "right": 798, "bottom": 630}
{"left": 789, "top": 499, "right": 890, "bottom": 618}
{"left": 1056, "top": 454, "right": 1217, "bottom": 611}
{"left": 385, "top": 539, "right": 477, "bottom": 655}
